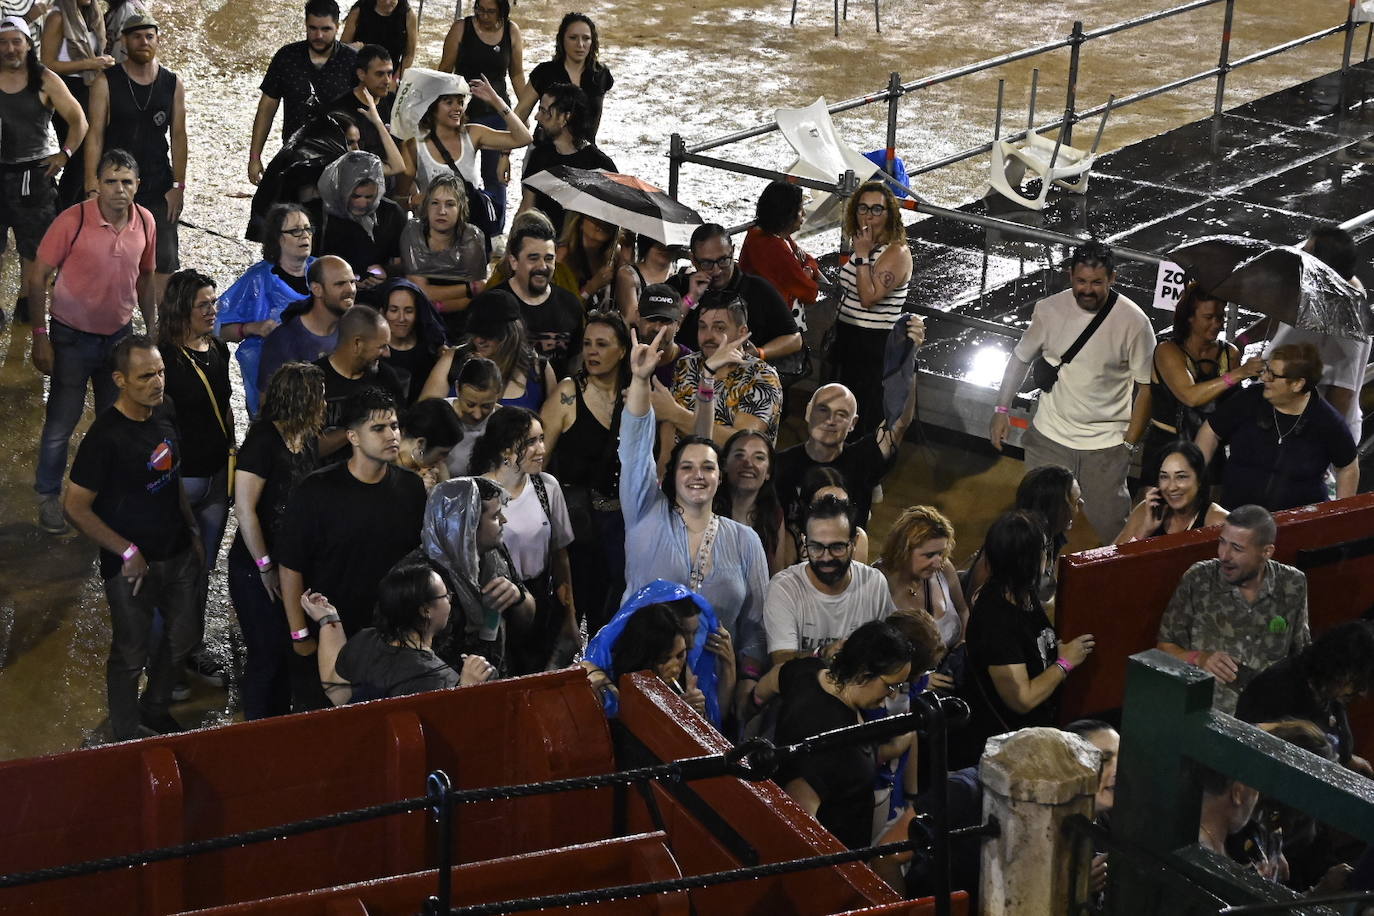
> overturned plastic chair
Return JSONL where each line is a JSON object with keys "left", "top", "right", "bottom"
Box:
{"left": 776, "top": 97, "right": 879, "bottom": 233}
{"left": 988, "top": 71, "right": 1115, "bottom": 211}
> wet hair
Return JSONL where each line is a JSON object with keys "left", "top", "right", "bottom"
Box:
{"left": 419, "top": 174, "right": 469, "bottom": 234}
{"left": 1070, "top": 240, "right": 1116, "bottom": 275}
{"left": 689, "top": 222, "right": 730, "bottom": 256}
{"left": 261, "top": 361, "right": 327, "bottom": 442}
{"left": 472, "top": 0, "right": 511, "bottom": 18}
{"left": 339, "top": 385, "right": 398, "bottom": 431}
{"left": 1224, "top": 504, "right": 1276, "bottom": 548}
{"left": 841, "top": 181, "right": 902, "bottom": 243}
{"left": 635, "top": 233, "right": 669, "bottom": 260}
{"left": 1065, "top": 719, "right": 1116, "bottom": 741}
{"left": 508, "top": 211, "right": 556, "bottom": 261}
{"left": 18, "top": 37, "right": 42, "bottom": 93}
{"left": 559, "top": 213, "right": 625, "bottom": 292}
{"left": 1306, "top": 223, "right": 1358, "bottom": 281}
{"left": 799, "top": 465, "right": 850, "bottom": 508}
{"left": 1299, "top": 620, "right": 1374, "bottom": 700}
{"left": 335, "top": 304, "right": 387, "bottom": 351}
{"left": 1156, "top": 440, "right": 1209, "bottom": 519}
{"left": 373, "top": 557, "right": 450, "bottom": 646}
{"left": 305, "top": 0, "right": 341, "bottom": 21}
{"left": 401, "top": 398, "right": 464, "bottom": 450}
{"left": 879, "top": 505, "right": 956, "bottom": 572}
{"left": 826, "top": 620, "right": 912, "bottom": 687}
{"left": 715, "top": 429, "right": 783, "bottom": 560}
{"left": 755, "top": 180, "right": 804, "bottom": 235}
{"left": 611, "top": 603, "right": 686, "bottom": 681}
{"left": 1169, "top": 282, "right": 1227, "bottom": 344}
{"left": 474, "top": 475, "right": 505, "bottom": 504}
{"left": 983, "top": 510, "right": 1049, "bottom": 609}
{"left": 1267, "top": 342, "right": 1322, "bottom": 394}
{"left": 541, "top": 82, "right": 591, "bottom": 145}
{"left": 156, "top": 269, "right": 216, "bottom": 353}
{"left": 112, "top": 334, "right": 156, "bottom": 376}
{"left": 355, "top": 43, "right": 391, "bottom": 71}
{"left": 468, "top": 405, "right": 538, "bottom": 475}
{"left": 262, "top": 203, "right": 312, "bottom": 262}
{"left": 805, "top": 492, "right": 855, "bottom": 538}
{"left": 465, "top": 317, "right": 534, "bottom": 388}
{"left": 455, "top": 355, "right": 503, "bottom": 393}
{"left": 98, "top": 148, "right": 140, "bottom": 178}
{"left": 696, "top": 291, "right": 748, "bottom": 329}
{"left": 1015, "top": 464, "right": 1076, "bottom": 546}
{"left": 552, "top": 12, "right": 602, "bottom": 71}
{"left": 579, "top": 309, "right": 632, "bottom": 390}
{"left": 885, "top": 612, "right": 943, "bottom": 674}
{"left": 661, "top": 435, "right": 723, "bottom": 506}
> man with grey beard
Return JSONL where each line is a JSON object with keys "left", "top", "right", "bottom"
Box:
{"left": 0, "top": 15, "right": 83, "bottom": 326}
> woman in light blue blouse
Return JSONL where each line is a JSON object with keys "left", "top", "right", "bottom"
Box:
{"left": 619, "top": 327, "right": 770, "bottom": 718}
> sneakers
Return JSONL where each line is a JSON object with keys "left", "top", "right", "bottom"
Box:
{"left": 171, "top": 682, "right": 191, "bottom": 703}
{"left": 139, "top": 709, "right": 185, "bottom": 735}
{"left": 37, "top": 495, "right": 70, "bottom": 535}
{"left": 186, "top": 649, "right": 227, "bottom": 687}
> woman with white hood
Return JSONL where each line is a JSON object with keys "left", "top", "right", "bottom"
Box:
{"left": 312, "top": 149, "right": 406, "bottom": 291}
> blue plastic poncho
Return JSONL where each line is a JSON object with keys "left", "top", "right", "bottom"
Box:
{"left": 216, "top": 257, "right": 316, "bottom": 413}
{"left": 585, "top": 579, "right": 722, "bottom": 726}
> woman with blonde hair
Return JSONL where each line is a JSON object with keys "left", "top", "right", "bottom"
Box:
{"left": 558, "top": 211, "right": 631, "bottom": 310}
{"left": 831, "top": 180, "right": 913, "bottom": 435}
{"left": 877, "top": 506, "right": 969, "bottom": 659}
{"left": 400, "top": 174, "right": 488, "bottom": 338}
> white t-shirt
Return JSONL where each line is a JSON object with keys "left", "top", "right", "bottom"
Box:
{"left": 442, "top": 407, "right": 489, "bottom": 479}
{"left": 763, "top": 561, "right": 896, "bottom": 656}
{"left": 1267, "top": 324, "right": 1370, "bottom": 443}
{"left": 1014, "top": 288, "right": 1155, "bottom": 450}
{"left": 501, "top": 472, "right": 573, "bottom": 580}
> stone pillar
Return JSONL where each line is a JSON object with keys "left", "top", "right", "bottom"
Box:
{"left": 978, "top": 727, "right": 1101, "bottom": 915}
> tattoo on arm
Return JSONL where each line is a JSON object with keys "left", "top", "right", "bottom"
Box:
{"left": 560, "top": 391, "right": 575, "bottom": 405}
{"left": 878, "top": 270, "right": 895, "bottom": 289}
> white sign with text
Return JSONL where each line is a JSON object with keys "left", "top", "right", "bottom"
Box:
{"left": 1152, "top": 260, "right": 1188, "bottom": 312}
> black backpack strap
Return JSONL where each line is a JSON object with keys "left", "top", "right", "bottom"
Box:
{"left": 1058, "top": 293, "right": 1116, "bottom": 368}
{"left": 530, "top": 471, "right": 552, "bottom": 520}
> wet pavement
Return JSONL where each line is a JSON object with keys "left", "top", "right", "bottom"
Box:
{"left": 0, "top": 0, "right": 1358, "bottom": 760}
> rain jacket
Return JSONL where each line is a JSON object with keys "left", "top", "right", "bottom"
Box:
{"left": 216, "top": 257, "right": 316, "bottom": 415}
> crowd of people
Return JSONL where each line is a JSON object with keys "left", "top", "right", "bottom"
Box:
{"left": 3, "top": 0, "right": 1373, "bottom": 905}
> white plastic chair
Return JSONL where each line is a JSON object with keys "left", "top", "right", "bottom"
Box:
{"left": 775, "top": 98, "right": 879, "bottom": 233}
{"left": 987, "top": 75, "right": 1114, "bottom": 211}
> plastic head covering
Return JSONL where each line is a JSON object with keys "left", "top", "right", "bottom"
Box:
{"left": 584, "top": 579, "right": 722, "bottom": 726}
{"left": 392, "top": 67, "right": 470, "bottom": 142}
{"left": 317, "top": 150, "right": 385, "bottom": 239}
{"left": 421, "top": 477, "right": 505, "bottom": 592}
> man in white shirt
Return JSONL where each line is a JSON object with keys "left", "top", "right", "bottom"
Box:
{"left": 990, "top": 241, "right": 1155, "bottom": 543}
{"left": 763, "top": 494, "right": 896, "bottom": 666}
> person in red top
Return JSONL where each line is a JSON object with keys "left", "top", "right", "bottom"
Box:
{"left": 739, "top": 180, "right": 822, "bottom": 319}
{"left": 31, "top": 147, "right": 157, "bottom": 534}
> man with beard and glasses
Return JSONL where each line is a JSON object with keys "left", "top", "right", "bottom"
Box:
{"left": 1157, "top": 504, "right": 1309, "bottom": 715}
{"left": 315, "top": 304, "right": 406, "bottom": 457}
{"left": 0, "top": 15, "right": 84, "bottom": 327}
{"left": 491, "top": 212, "right": 582, "bottom": 379}
{"left": 248, "top": 0, "right": 358, "bottom": 186}
{"left": 83, "top": 13, "right": 186, "bottom": 310}
{"left": 256, "top": 254, "right": 356, "bottom": 409}
{"left": 762, "top": 493, "right": 895, "bottom": 669}
{"left": 990, "top": 240, "right": 1154, "bottom": 543}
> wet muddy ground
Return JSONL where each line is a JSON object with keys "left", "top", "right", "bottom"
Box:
{"left": 0, "top": 0, "right": 1356, "bottom": 759}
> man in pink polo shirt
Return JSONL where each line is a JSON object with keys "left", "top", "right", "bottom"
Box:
{"left": 31, "top": 147, "right": 156, "bottom": 534}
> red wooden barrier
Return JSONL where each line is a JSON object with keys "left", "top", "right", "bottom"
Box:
{"left": 1055, "top": 493, "right": 1374, "bottom": 755}
{"left": 175, "top": 832, "right": 689, "bottom": 916}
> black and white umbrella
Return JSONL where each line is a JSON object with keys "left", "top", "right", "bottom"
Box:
{"left": 523, "top": 166, "right": 703, "bottom": 247}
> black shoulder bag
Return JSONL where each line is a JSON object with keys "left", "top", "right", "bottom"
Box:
{"left": 1031, "top": 296, "right": 1116, "bottom": 393}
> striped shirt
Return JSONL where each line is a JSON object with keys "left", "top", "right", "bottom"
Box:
{"left": 837, "top": 243, "right": 911, "bottom": 331}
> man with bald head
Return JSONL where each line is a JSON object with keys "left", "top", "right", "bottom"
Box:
{"left": 314, "top": 304, "right": 406, "bottom": 457}
{"left": 256, "top": 254, "right": 356, "bottom": 411}
{"left": 775, "top": 317, "right": 924, "bottom": 529}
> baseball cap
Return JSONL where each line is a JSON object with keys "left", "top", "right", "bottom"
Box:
{"left": 466, "top": 288, "right": 523, "bottom": 339}
{"left": 120, "top": 13, "right": 159, "bottom": 34}
{"left": 0, "top": 17, "right": 32, "bottom": 42}
{"left": 638, "top": 284, "right": 682, "bottom": 322}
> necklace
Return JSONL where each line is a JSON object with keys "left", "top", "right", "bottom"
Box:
{"left": 1200, "top": 823, "right": 1224, "bottom": 852}
{"left": 1271, "top": 406, "right": 1302, "bottom": 445}
{"left": 125, "top": 71, "right": 156, "bottom": 112}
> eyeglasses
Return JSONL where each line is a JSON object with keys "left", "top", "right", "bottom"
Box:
{"left": 281, "top": 226, "right": 315, "bottom": 238}
{"left": 878, "top": 677, "right": 905, "bottom": 696}
{"left": 805, "top": 540, "right": 853, "bottom": 558}
{"left": 193, "top": 298, "right": 219, "bottom": 312}
{"left": 855, "top": 203, "right": 887, "bottom": 216}
{"left": 1259, "top": 366, "right": 1294, "bottom": 381}
{"left": 693, "top": 254, "right": 732, "bottom": 271}
{"left": 429, "top": 591, "right": 453, "bottom": 603}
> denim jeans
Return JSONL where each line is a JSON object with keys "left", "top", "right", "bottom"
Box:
{"left": 104, "top": 547, "right": 199, "bottom": 740}
{"left": 183, "top": 467, "right": 231, "bottom": 640}
{"left": 227, "top": 545, "right": 291, "bottom": 718}
{"left": 35, "top": 320, "right": 131, "bottom": 497}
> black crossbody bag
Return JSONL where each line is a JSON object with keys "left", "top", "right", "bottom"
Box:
{"left": 1031, "top": 296, "right": 1116, "bottom": 393}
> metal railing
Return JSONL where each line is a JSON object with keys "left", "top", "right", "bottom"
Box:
{"left": 0, "top": 692, "right": 979, "bottom": 916}
{"left": 667, "top": 0, "right": 1366, "bottom": 268}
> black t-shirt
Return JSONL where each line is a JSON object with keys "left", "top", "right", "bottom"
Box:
{"left": 260, "top": 41, "right": 359, "bottom": 140}
{"left": 276, "top": 462, "right": 427, "bottom": 634}
{"left": 493, "top": 280, "right": 584, "bottom": 381}
{"left": 272, "top": 265, "right": 311, "bottom": 297}
{"left": 773, "top": 657, "right": 876, "bottom": 849}
{"left": 381, "top": 344, "right": 437, "bottom": 406}
{"left": 671, "top": 266, "right": 798, "bottom": 353}
{"left": 1209, "top": 386, "right": 1357, "bottom": 512}
{"left": 231, "top": 420, "right": 320, "bottom": 554}
{"left": 963, "top": 591, "right": 1059, "bottom": 755}
{"left": 336, "top": 628, "right": 460, "bottom": 699}
{"left": 773, "top": 435, "right": 892, "bottom": 529}
{"left": 325, "top": 88, "right": 397, "bottom": 165}
{"left": 314, "top": 355, "right": 408, "bottom": 432}
{"left": 312, "top": 197, "right": 405, "bottom": 279}
{"left": 527, "top": 59, "right": 614, "bottom": 142}
{"left": 69, "top": 404, "right": 193, "bottom": 579}
{"left": 1236, "top": 656, "right": 1351, "bottom": 763}
{"left": 163, "top": 340, "right": 233, "bottom": 477}
{"left": 520, "top": 140, "right": 617, "bottom": 234}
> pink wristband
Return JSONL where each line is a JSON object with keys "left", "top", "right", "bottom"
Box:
{"left": 1186, "top": 650, "right": 1201, "bottom": 665}
{"left": 121, "top": 543, "right": 139, "bottom": 561}
{"left": 1222, "top": 373, "right": 1236, "bottom": 387}
{"left": 682, "top": 295, "right": 696, "bottom": 310}
{"left": 255, "top": 554, "right": 272, "bottom": 570}
{"left": 994, "top": 405, "right": 1009, "bottom": 414}
{"left": 32, "top": 326, "right": 47, "bottom": 336}
{"left": 289, "top": 627, "right": 310, "bottom": 642}
{"left": 1055, "top": 656, "right": 1074, "bottom": 674}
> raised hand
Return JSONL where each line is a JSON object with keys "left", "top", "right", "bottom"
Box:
{"left": 704, "top": 330, "right": 752, "bottom": 374}
{"left": 629, "top": 325, "right": 669, "bottom": 380}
